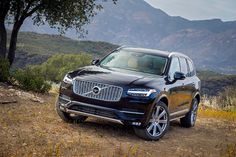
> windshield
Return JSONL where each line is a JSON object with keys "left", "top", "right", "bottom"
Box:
{"left": 100, "top": 50, "right": 168, "bottom": 75}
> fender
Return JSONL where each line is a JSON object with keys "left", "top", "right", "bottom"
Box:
{"left": 142, "top": 93, "right": 169, "bottom": 127}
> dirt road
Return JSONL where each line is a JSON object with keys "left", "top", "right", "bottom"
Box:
{"left": 0, "top": 85, "right": 236, "bottom": 157}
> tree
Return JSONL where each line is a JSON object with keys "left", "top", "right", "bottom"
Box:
{"left": 0, "top": 0, "right": 116, "bottom": 65}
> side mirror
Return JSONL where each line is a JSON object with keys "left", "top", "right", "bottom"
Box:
{"left": 174, "top": 72, "right": 186, "bottom": 80}
{"left": 91, "top": 59, "right": 99, "bottom": 65}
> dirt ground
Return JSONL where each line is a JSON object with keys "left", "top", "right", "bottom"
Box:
{"left": 0, "top": 84, "right": 236, "bottom": 157}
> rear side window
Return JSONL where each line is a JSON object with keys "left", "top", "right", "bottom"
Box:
{"left": 168, "top": 57, "right": 180, "bottom": 80}
{"left": 179, "top": 57, "right": 188, "bottom": 75}
{"left": 187, "top": 59, "right": 195, "bottom": 77}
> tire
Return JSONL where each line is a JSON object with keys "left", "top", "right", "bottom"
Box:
{"left": 180, "top": 98, "right": 199, "bottom": 128}
{"left": 134, "top": 101, "right": 170, "bottom": 140}
{"left": 56, "top": 99, "right": 87, "bottom": 123}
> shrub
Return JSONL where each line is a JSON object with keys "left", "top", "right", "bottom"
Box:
{"left": 13, "top": 68, "right": 51, "bottom": 93}
{"left": 31, "top": 53, "right": 92, "bottom": 83}
{"left": 201, "top": 86, "right": 236, "bottom": 111}
{"left": 0, "top": 58, "right": 10, "bottom": 82}
{"left": 217, "top": 86, "right": 236, "bottom": 111}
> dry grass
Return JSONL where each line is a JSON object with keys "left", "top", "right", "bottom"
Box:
{"left": 201, "top": 86, "right": 236, "bottom": 112}
{"left": 198, "top": 108, "right": 236, "bottom": 121}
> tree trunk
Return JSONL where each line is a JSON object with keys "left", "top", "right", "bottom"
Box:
{"left": 0, "top": 1, "right": 10, "bottom": 59}
{"left": 7, "top": 21, "right": 23, "bottom": 65}
{"left": 0, "top": 20, "right": 7, "bottom": 58}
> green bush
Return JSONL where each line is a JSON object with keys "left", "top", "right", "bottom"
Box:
{"left": 31, "top": 53, "right": 92, "bottom": 83}
{"left": 0, "top": 58, "right": 10, "bottom": 82}
{"left": 13, "top": 68, "right": 51, "bottom": 93}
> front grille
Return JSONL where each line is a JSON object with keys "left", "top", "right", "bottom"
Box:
{"left": 73, "top": 80, "right": 123, "bottom": 102}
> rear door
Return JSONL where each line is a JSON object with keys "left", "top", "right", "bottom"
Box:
{"left": 179, "top": 57, "right": 194, "bottom": 110}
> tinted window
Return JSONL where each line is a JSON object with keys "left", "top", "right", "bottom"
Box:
{"left": 187, "top": 59, "right": 195, "bottom": 76}
{"left": 179, "top": 57, "right": 188, "bottom": 75}
{"left": 100, "top": 50, "right": 168, "bottom": 75}
{"left": 168, "top": 57, "right": 180, "bottom": 80}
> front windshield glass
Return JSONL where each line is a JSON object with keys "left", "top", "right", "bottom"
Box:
{"left": 100, "top": 50, "right": 168, "bottom": 75}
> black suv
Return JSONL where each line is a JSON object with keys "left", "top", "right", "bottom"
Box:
{"left": 56, "top": 47, "right": 201, "bottom": 140}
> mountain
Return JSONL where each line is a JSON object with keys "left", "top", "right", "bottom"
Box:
{"left": 10, "top": 0, "right": 236, "bottom": 74}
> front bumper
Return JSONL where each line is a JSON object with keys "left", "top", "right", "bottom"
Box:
{"left": 57, "top": 96, "right": 147, "bottom": 126}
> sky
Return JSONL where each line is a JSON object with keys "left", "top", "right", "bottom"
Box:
{"left": 145, "top": 0, "right": 236, "bottom": 21}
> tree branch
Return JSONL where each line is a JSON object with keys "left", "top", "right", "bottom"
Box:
{"left": 25, "top": 3, "right": 43, "bottom": 17}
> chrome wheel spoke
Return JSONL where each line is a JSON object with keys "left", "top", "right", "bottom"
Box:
{"left": 158, "top": 110, "right": 166, "bottom": 119}
{"left": 147, "top": 123, "right": 154, "bottom": 132}
{"left": 193, "top": 103, "right": 198, "bottom": 111}
{"left": 159, "top": 119, "right": 167, "bottom": 124}
{"left": 154, "top": 106, "right": 161, "bottom": 118}
{"left": 149, "top": 118, "right": 155, "bottom": 123}
{"left": 156, "top": 123, "right": 163, "bottom": 134}
{"left": 153, "top": 124, "right": 157, "bottom": 136}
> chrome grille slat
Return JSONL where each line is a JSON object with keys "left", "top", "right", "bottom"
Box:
{"left": 73, "top": 80, "right": 123, "bottom": 102}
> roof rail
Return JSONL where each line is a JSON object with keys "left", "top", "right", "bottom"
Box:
{"left": 116, "top": 45, "right": 128, "bottom": 50}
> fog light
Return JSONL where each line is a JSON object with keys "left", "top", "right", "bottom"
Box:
{"left": 59, "top": 105, "right": 66, "bottom": 111}
{"left": 132, "top": 122, "right": 141, "bottom": 126}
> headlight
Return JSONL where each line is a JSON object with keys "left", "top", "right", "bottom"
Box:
{"left": 127, "top": 88, "right": 157, "bottom": 97}
{"left": 63, "top": 74, "right": 72, "bottom": 84}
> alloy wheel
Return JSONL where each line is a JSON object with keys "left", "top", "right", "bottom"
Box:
{"left": 146, "top": 105, "right": 168, "bottom": 137}
{"left": 191, "top": 101, "right": 198, "bottom": 125}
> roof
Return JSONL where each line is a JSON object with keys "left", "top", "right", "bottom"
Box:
{"left": 120, "top": 47, "right": 191, "bottom": 59}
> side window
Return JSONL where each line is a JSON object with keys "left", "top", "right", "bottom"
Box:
{"left": 187, "top": 59, "right": 195, "bottom": 77}
{"left": 168, "top": 57, "right": 180, "bottom": 80}
{"left": 179, "top": 57, "right": 188, "bottom": 75}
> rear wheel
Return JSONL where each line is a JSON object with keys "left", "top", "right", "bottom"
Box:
{"left": 180, "top": 98, "right": 199, "bottom": 128}
{"left": 56, "top": 100, "right": 87, "bottom": 123}
{"left": 134, "top": 101, "right": 170, "bottom": 140}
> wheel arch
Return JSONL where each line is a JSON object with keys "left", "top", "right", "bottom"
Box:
{"left": 158, "top": 96, "right": 169, "bottom": 107}
{"left": 193, "top": 92, "right": 201, "bottom": 103}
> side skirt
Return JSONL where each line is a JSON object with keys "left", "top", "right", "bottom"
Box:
{"left": 169, "top": 109, "right": 189, "bottom": 121}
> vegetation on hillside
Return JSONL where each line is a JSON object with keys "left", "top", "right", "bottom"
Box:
{"left": 3, "top": 53, "right": 91, "bottom": 93}
{"left": 30, "top": 53, "right": 92, "bottom": 83}
{"left": 12, "top": 68, "right": 51, "bottom": 93}
{"left": 198, "top": 70, "right": 236, "bottom": 96}
{"left": 201, "top": 86, "right": 236, "bottom": 112}
{"left": 14, "top": 31, "right": 118, "bottom": 57}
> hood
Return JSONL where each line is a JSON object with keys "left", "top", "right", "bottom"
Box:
{"left": 69, "top": 66, "right": 163, "bottom": 87}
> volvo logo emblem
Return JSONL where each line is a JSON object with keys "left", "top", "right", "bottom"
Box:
{"left": 92, "top": 86, "right": 100, "bottom": 95}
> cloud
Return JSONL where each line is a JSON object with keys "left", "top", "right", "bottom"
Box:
{"left": 145, "top": 0, "right": 236, "bottom": 21}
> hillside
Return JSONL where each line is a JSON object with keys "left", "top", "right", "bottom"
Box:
{"left": 12, "top": 31, "right": 118, "bottom": 68}
{"left": 16, "top": 0, "right": 236, "bottom": 74}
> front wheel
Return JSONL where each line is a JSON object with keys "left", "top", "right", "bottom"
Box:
{"left": 180, "top": 98, "right": 199, "bottom": 128}
{"left": 134, "top": 101, "right": 170, "bottom": 140}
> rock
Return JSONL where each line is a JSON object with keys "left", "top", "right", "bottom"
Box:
{"left": 22, "top": 143, "right": 27, "bottom": 146}
{"left": 8, "top": 88, "right": 15, "bottom": 92}
{"left": 30, "top": 97, "right": 44, "bottom": 104}
{"left": 0, "top": 100, "right": 17, "bottom": 104}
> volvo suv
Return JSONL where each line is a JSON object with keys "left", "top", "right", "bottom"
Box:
{"left": 56, "top": 47, "right": 201, "bottom": 140}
